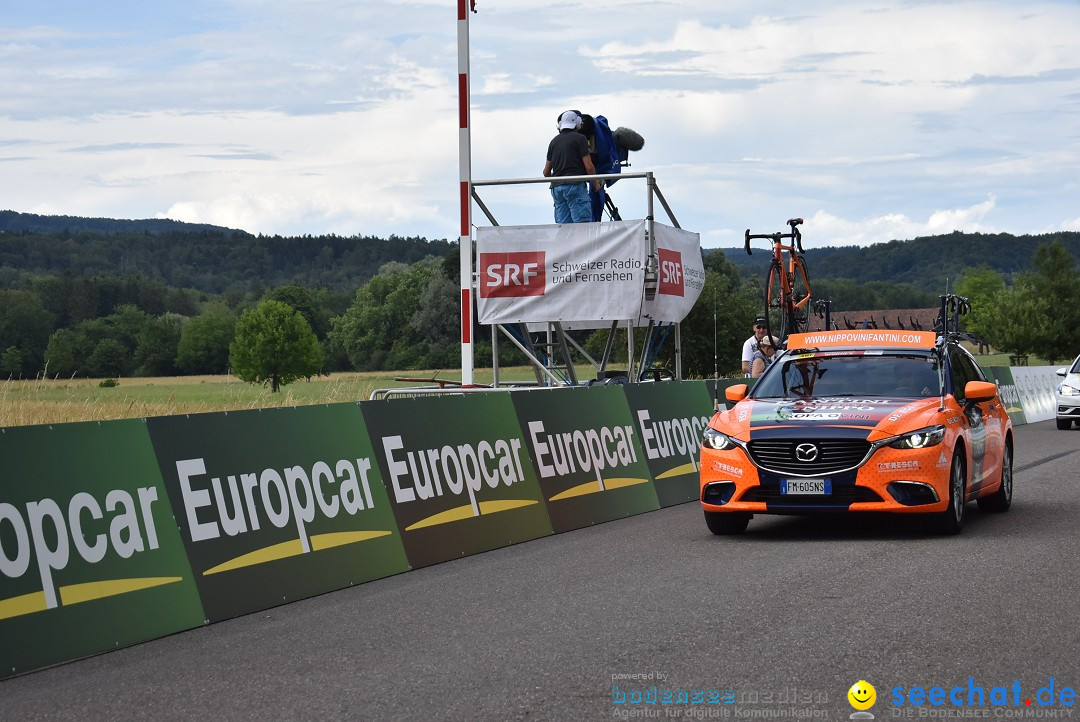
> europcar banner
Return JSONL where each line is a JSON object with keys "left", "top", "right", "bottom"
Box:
{"left": 147, "top": 404, "right": 409, "bottom": 622}
{"left": 361, "top": 394, "right": 553, "bottom": 568}
{"left": 622, "top": 381, "right": 713, "bottom": 507}
{"left": 638, "top": 223, "right": 705, "bottom": 324}
{"left": 511, "top": 386, "right": 660, "bottom": 533}
{"left": 476, "top": 220, "right": 647, "bottom": 324}
{"left": 0, "top": 420, "right": 205, "bottom": 678}
{"left": 1009, "top": 366, "right": 1059, "bottom": 423}
{"left": 984, "top": 366, "right": 1027, "bottom": 425}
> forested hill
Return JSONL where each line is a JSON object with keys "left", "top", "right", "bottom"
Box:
{"left": 712, "top": 230, "right": 1080, "bottom": 291}
{"left": 0, "top": 210, "right": 242, "bottom": 236}
{"left": 0, "top": 211, "right": 454, "bottom": 293}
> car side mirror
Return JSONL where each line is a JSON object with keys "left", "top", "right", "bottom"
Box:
{"left": 1057, "top": 368, "right": 1067, "bottom": 377}
{"left": 964, "top": 380, "right": 997, "bottom": 404}
{"left": 725, "top": 384, "right": 748, "bottom": 403}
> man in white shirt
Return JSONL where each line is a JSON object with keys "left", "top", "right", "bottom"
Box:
{"left": 741, "top": 316, "right": 768, "bottom": 375}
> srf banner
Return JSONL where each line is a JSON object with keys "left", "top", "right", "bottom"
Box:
{"left": 639, "top": 223, "right": 705, "bottom": 324}
{"left": 476, "top": 220, "right": 647, "bottom": 324}
{"left": 0, "top": 420, "right": 205, "bottom": 678}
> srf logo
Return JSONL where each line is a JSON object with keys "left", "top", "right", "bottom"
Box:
{"left": 658, "top": 248, "right": 684, "bottom": 297}
{"left": 479, "top": 252, "right": 546, "bottom": 298}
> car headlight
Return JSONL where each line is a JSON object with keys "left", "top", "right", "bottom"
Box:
{"left": 1059, "top": 383, "right": 1080, "bottom": 397}
{"left": 703, "top": 427, "right": 737, "bottom": 451}
{"left": 889, "top": 425, "right": 946, "bottom": 450}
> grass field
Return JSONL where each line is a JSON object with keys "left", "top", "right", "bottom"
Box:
{"left": 0, "top": 351, "right": 1053, "bottom": 429}
{"left": 0, "top": 367, "right": 545, "bottom": 428}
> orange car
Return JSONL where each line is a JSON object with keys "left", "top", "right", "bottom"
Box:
{"left": 700, "top": 328, "right": 1013, "bottom": 535}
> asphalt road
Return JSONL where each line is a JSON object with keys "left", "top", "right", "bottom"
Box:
{"left": 4, "top": 421, "right": 1080, "bottom": 722}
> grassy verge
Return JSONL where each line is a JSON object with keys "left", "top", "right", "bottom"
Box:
{"left": 0, "top": 367, "right": 546, "bottom": 428}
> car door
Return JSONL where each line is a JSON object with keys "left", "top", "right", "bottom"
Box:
{"left": 950, "top": 348, "right": 1002, "bottom": 492}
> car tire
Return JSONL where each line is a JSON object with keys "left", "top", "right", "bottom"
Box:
{"left": 704, "top": 510, "right": 751, "bottom": 535}
{"left": 928, "top": 451, "right": 966, "bottom": 535}
{"left": 1057, "top": 418, "right": 1072, "bottom": 430}
{"left": 977, "top": 441, "right": 1012, "bottom": 513}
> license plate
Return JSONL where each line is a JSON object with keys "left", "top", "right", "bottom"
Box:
{"left": 781, "top": 478, "right": 831, "bottom": 495}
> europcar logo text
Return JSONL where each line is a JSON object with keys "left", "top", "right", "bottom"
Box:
{"left": 382, "top": 433, "right": 537, "bottom": 529}
{"left": 635, "top": 409, "right": 710, "bottom": 477}
{"left": 891, "top": 678, "right": 1076, "bottom": 716}
{"left": 526, "top": 419, "right": 647, "bottom": 500}
{"left": 1, "top": 484, "right": 173, "bottom": 618}
{"left": 175, "top": 455, "right": 391, "bottom": 571}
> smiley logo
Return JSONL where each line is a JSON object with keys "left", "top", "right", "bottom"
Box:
{"left": 848, "top": 680, "right": 876, "bottom": 711}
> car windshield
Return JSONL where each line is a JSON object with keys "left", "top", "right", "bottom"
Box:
{"left": 1071, "top": 356, "right": 1080, "bottom": 374}
{"left": 752, "top": 353, "right": 942, "bottom": 399}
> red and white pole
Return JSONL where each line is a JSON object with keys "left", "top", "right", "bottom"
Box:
{"left": 457, "top": 0, "right": 474, "bottom": 386}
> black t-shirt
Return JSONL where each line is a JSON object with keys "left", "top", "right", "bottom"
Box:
{"left": 546, "top": 130, "right": 589, "bottom": 184}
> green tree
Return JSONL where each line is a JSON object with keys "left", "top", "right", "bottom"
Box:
{"left": 957, "top": 265, "right": 1006, "bottom": 341}
{"left": 1, "top": 346, "right": 22, "bottom": 378}
{"left": 136, "top": 313, "right": 184, "bottom": 376}
{"left": 330, "top": 259, "right": 448, "bottom": 371}
{"left": 176, "top": 303, "right": 236, "bottom": 375}
{"left": 660, "top": 271, "right": 760, "bottom": 378}
{"left": 1027, "top": 240, "right": 1080, "bottom": 362}
{"left": 267, "top": 283, "right": 328, "bottom": 339}
{"left": 982, "top": 278, "right": 1047, "bottom": 359}
{"left": 86, "top": 338, "right": 127, "bottom": 378}
{"left": 44, "top": 328, "right": 81, "bottom": 377}
{"left": 229, "top": 300, "right": 324, "bottom": 392}
{"left": 407, "top": 271, "right": 458, "bottom": 368}
{"left": 0, "top": 289, "right": 56, "bottom": 376}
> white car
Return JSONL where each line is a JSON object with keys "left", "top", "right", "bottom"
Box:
{"left": 1056, "top": 354, "right": 1080, "bottom": 430}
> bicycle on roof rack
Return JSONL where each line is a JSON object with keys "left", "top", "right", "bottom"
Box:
{"left": 745, "top": 217, "right": 812, "bottom": 344}
{"left": 936, "top": 293, "right": 972, "bottom": 340}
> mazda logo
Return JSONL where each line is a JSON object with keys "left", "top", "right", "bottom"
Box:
{"left": 795, "top": 443, "right": 819, "bottom": 462}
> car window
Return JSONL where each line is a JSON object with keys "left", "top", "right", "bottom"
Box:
{"left": 1071, "top": 356, "right": 1080, "bottom": 374}
{"left": 948, "top": 347, "right": 983, "bottom": 401}
{"left": 752, "top": 353, "right": 941, "bottom": 399}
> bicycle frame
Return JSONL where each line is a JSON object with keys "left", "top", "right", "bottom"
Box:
{"left": 745, "top": 218, "right": 812, "bottom": 342}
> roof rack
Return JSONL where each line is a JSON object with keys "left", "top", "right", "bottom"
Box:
{"left": 935, "top": 293, "right": 972, "bottom": 346}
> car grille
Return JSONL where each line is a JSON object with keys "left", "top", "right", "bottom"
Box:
{"left": 740, "top": 485, "right": 883, "bottom": 505}
{"left": 747, "top": 439, "right": 872, "bottom": 476}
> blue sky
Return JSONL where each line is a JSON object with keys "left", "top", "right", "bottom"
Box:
{"left": 2, "top": 0, "right": 1079, "bottom": 247}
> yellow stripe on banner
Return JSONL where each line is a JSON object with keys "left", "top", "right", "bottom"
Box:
{"left": 406, "top": 504, "right": 477, "bottom": 531}
{"left": 477, "top": 499, "right": 539, "bottom": 514}
{"left": 406, "top": 499, "right": 540, "bottom": 531}
{"left": 656, "top": 463, "right": 697, "bottom": 480}
{"left": 310, "top": 530, "right": 392, "bottom": 551}
{"left": 600, "top": 477, "right": 651, "bottom": 490}
{"left": 203, "top": 539, "right": 305, "bottom": 575}
{"left": 0, "top": 591, "right": 48, "bottom": 621}
{"left": 549, "top": 481, "right": 604, "bottom": 501}
{"left": 60, "top": 577, "right": 183, "bottom": 606}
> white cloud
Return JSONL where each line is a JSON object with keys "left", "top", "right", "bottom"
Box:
{"left": 1, "top": 0, "right": 1078, "bottom": 247}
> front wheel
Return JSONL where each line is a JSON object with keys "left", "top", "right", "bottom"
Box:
{"left": 1057, "top": 418, "right": 1073, "bottom": 430}
{"left": 977, "top": 441, "right": 1012, "bottom": 512}
{"left": 704, "top": 510, "right": 751, "bottom": 535}
{"left": 928, "top": 451, "right": 966, "bottom": 535}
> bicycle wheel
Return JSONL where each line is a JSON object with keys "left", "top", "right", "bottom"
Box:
{"left": 763, "top": 260, "right": 786, "bottom": 343}
{"left": 788, "top": 256, "right": 811, "bottom": 334}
